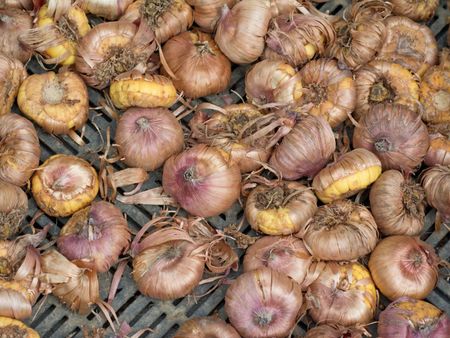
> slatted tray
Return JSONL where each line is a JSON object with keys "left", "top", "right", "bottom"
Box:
{"left": 17, "top": 0, "right": 450, "bottom": 337}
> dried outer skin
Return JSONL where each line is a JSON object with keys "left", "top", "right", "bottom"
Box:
{"left": 425, "top": 133, "right": 450, "bottom": 166}
{"left": 326, "top": 0, "right": 392, "bottom": 69}
{"left": 215, "top": 0, "right": 272, "bottom": 64}
{"left": 353, "top": 104, "right": 429, "bottom": 173}
{"left": 161, "top": 30, "right": 231, "bottom": 99}
{"left": 0, "top": 53, "right": 26, "bottom": 116}
{"left": 377, "top": 16, "right": 438, "bottom": 76}
{"left": 0, "top": 230, "right": 48, "bottom": 320}
{"left": 39, "top": 249, "right": 100, "bottom": 315}
{"left": 225, "top": 268, "right": 303, "bottom": 338}
{"left": 304, "top": 324, "right": 369, "bottom": 338}
{"left": 174, "top": 316, "right": 240, "bottom": 338}
{"left": 57, "top": 201, "right": 131, "bottom": 273}
{"left": 0, "top": 316, "right": 40, "bottom": 338}
{"left": 31, "top": 154, "right": 99, "bottom": 217}
{"left": 303, "top": 200, "right": 378, "bottom": 261}
{"left": 75, "top": 21, "right": 156, "bottom": 89}
{"left": 368, "top": 236, "right": 439, "bottom": 300}
{"left": 269, "top": 114, "right": 336, "bottom": 180}
{"left": 162, "top": 144, "right": 241, "bottom": 217}
{"left": 132, "top": 240, "right": 204, "bottom": 300}
{"left": 293, "top": 58, "right": 356, "bottom": 127}
{"left": 188, "top": 104, "right": 272, "bottom": 173}
{"left": 306, "top": 262, "right": 377, "bottom": 326}
{"left": 370, "top": 170, "right": 425, "bottom": 236}
{"left": 31, "top": 5, "right": 90, "bottom": 66}
{"left": 265, "top": 14, "right": 336, "bottom": 67}
{"left": 0, "top": 8, "right": 32, "bottom": 63}
{"left": 121, "top": 0, "right": 193, "bottom": 43}
{"left": 391, "top": 0, "right": 438, "bottom": 22}
{"left": 378, "top": 297, "right": 450, "bottom": 338}
{"left": 269, "top": 0, "right": 299, "bottom": 17}
{"left": 187, "top": 0, "right": 237, "bottom": 32}
{"left": 421, "top": 165, "right": 450, "bottom": 223}
{"left": 0, "top": 113, "right": 40, "bottom": 187}
{"left": 419, "top": 64, "right": 450, "bottom": 124}
{"left": 115, "top": 107, "right": 184, "bottom": 171}
{"left": 355, "top": 60, "right": 419, "bottom": 119}
{"left": 245, "top": 59, "right": 302, "bottom": 106}
{"left": 17, "top": 71, "right": 89, "bottom": 134}
{"left": 312, "top": 148, "right": 381, "bottom": 204}
{"left": 79, "top": 0, "right": 134, "bottom": 20}
{"left": 245, "top": 181, "right": 317, "bottom": 236}
{"left": 0, "top": 180, "right": 28, "bottom": 240}
{"left": 243, "top": 235, "right": 314, "bottom": 290}
{"left": 0, "top": 0, "right": 34, "bottom": 10}
{"left": 110, "top": 71, "right": 177, "bottom": 109}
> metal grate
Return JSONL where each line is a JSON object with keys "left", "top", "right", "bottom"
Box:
{"left": 18, "top": 0, "right": 450, "bottom": 337}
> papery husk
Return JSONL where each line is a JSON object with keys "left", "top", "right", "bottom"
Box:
{"left": 99, "top": 166, "right": 149, "bottom": 202}
{"left": 75, "top": 21, "right": 156, "bottom": 89}
{"left": 312, "top": 148, "right": 381, "bottom": 203}
{"left": 115, "top": 107, "right": 184, "bottom": 171}
{"left": 243, "top": 235, "right": 322, "bottom": 290}
{"left": 377, "top": 16, "right": 438, "bottom": 76}
{"left": 264, "top": 13, "right": 336, "bottom": 67}
{"left": 40, "top": 249, "right": 100, "bottom": 314}
{"left": 269, "top": 114, "right": 336, "bottom": 180}
{"left": 419, "top": 60, "right": 450, "bottom": 124}
{"left": 425, "top": 129, "right": 450, "bottom": 166}
{"left": 269, "top": 0, "right": 300, "bottom": 17}
{"left": 18, "top": 70, "right": 89, "bottom": 135}
{"left": 245, "top": 181, "right": 317, "bottom": 236}
{"left": 368, "top": 236, "right": 439, "bottom": 300}
{"left": 57, "top": 201, "right": 131, "bottom": 273}
{"left": 0, "top": 113, "right": 40, "bottom": 187}
{"left": 303, "top": 200, "right": 378, "bottom": 261}
{"left": 304, "top": 323, "right": 370, "bottom": 338}
{"left": 0, "top": 317, "right": 40, "bottom": 338}
{"left": 225, "top": 267, "right": 303, "bottom": 338}
{"left": 326, "top": 0, "right": 392, "bottom": 69}
{"left": 174, "top": 316, "right": 240, "bottom": 338}
{"left": 440, "top": 48, "right": 450, "bottom": 70}
{"left": 370, "top": 170, "right": 425, "bottom": 236}
{"left": 378, "top": 297, "right": 450, "bottom": 338}
{"left": 19, "top": 5, "right": 90, "bottom": 66}
{"left": 161, "top": 30, "right": 231, "bottom": 99}
{"left": 215, "top": 0, "right": 272, "bottom": 64}
{"left": 121, "top": 0, "right": 193, "bottom": 44}
{"left": 110, "top": 70, "right": 177, "bottom": 109}
{"left": 391, "top": 0, "right": 438, "bottom": 21}
{"left": 31, "top": 154, "right": 99, "bottom": 217}
{"left": 189, "top": 104, "right": 276, "bottom": 173}
{"left": 306, "top": 262, "right": 377, "bottom": 326}
{"left": 421, "top": 165, "right": 450, "bottom": 224}
{"left": 245, "top": 59, "right": 302, "bottom": 107}
{"left": 0, "top": 0, "right": 34, "bottom": 10}
{"left": 0, "top": 180, "right": 28, "bottom": 240}
{"left": 0, "top": 226, "right": 49, "bottom": 320}
{"left": 293, "top": 58, "right": 355, "bottom": 127}
{"left": 0, "top": 53, "right": 26, "bottom": 116}
{"left": 163, "top": 144, "right": 241, "bottom": 217}
{"left": 132, "top": 227, "right": 205, "bottom": 300}
{"left": 176, "top": 216, "right": 238, "bottom": 274}
{"left": 78, "top": 0, "right": 134, "bottom": 20}
{"left": 186, "top": 0, "right": 237, "bottom": 32}
{"left": 0, "top": 8, "right": 32, "bottom": 63}
{"left": 355, "top": 60, "right": 419, "bottom": 119}
{"left": 353, "top": 104, "right": 429, "bottom": 173}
